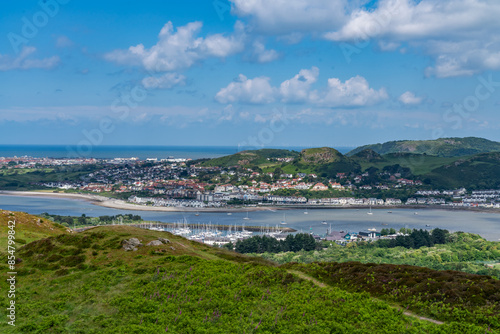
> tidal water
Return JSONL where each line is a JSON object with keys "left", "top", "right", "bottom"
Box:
{"left": 1, "top": 195, "right": 499, "bottom": 241}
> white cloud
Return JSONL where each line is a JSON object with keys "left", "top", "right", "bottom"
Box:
{"left": 216, "top": 68, "right": 387, "bottom": 107}
{"left": 230, "top": 0, "right": 349, "bottom": 35}
{"left": 142, "top": 73, "right": 186, "bottom": 89}
{"left": 0, "top": 46, "right": 59, "bottom": 71}
{"left": 215, "top": 74, "right": 277, "bottom": 104}
{"left": 232, "top": 0, "right": 500, "bottom": 77}
{"left": 254, "top": 114, "right": 267, "bottom": 123}
{"left": 324, "top": 0, "right": 500, "bottom": 77}
{"left": 280, "top": 67, "right": 319, "bottom": 102}
{"left": 56, "top": 35, "right": 74, "bottom": 48}
{"left": 105, "top": 21, "right": 245, "bottom": 72}
{"left": 251, "top": 41, "right": 279, "bottom": 63}
{"left": 399, "top": 91, "right": 423, "bottom": 105}
{"left": 317, "top": 76, "right": 388, "bottom": 107}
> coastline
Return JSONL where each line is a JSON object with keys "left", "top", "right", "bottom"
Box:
{"left": 0, "top": 190, "right": 273, "bottom": 213}
{"left": 1, "top": 190, "right": 499, "bottom": 214}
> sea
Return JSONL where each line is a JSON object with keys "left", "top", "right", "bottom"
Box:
{"left": 1, "top": 195, "right": 499, "bottom": 241}
{"left": 0, "top": 145, "right": 355, "bottom": 160}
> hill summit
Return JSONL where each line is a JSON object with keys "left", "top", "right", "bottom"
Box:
{"left": 299, "top": 147, "right": 344, "bottom": 164}
{"left": 347, "top": 137, "right": 500, "bottom": 157}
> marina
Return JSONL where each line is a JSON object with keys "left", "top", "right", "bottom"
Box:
{"left": 1, "top": 194, "right": 500, "bottom": 241}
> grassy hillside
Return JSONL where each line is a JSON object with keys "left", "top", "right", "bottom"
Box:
{"left": 298, "top": 147, "right": 345, "bottom": 164}
{"left": 424, "top": 152, "right": 500, "bottom": 189}
{"left": 0, "top": 165, "right": 98, "bottom": 190}
{"left": 347, "top": 137, "right": 500, "bottom": 157}
{"left": 293, "top": 148, "right": 361, "bottom": 177}
{"left": 351, "top": 152, "right": 463, "bottom": 176}
{"left": 202, "top": 149, "right": 299, "bottom": 168}
{"left": 1, "top": 212, "right": 497, "bottom": 333}
{"left": 0, "top": 209, "right": 69, "bottom": 249}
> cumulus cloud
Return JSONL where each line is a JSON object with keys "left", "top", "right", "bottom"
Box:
{"left": 230, "top": 0, "right": 349, "bottom": 35}
{"left": 0, "top": 46, "right": 59, "bottom": 71}
{"left": 142, "top": 73, "right": 186, "bottom": 89}
{"left": 316, "top": 76, "right": 388, "bottom": 107}
{"left": 251, "top": 41, "right": 279, "bottom": 63}
{"left": 323, "top": 0, "right": 500, "bottom": 77}
{"left": 216, "top": 68, "right": 388, "bottom": 107}
{"left": 280, "top": 66, "right": 319, "bottom": 102}
{"left": 231, "top": 0, "right": 500, "bottom": 77}
{"left": 399, "top": 91, "right": 423, "bottom": 105}
{"left": 215, "top": 74, "right": 277, "bottom": 104}
{"left": 105, "top": 21, "right": 245, "bottom": 72}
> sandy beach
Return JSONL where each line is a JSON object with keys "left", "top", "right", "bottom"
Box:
{"left": 1, "top": 190, "right": 499, "bottom": 214}
{"left": 0, "top": 190, "right": 273, "bottom": 213}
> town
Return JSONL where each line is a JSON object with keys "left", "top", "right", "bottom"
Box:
{"left": 1, "top": 155, "right": 500, "bottom": 209}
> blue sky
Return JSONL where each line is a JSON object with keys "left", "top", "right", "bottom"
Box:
{"left": 1, "top": 0, "right": 500, "bottom": 149}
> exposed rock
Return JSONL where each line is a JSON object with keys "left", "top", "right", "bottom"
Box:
{"left": 122, "top": 238, "right": 143, "bottom": 251}
{"left": 158, "top": 238, "right": 170, "bottom": 244}
{"left": 146, "top": 240, "right": 163, "bottom": 246}
{"left": 170, "top": 246, "right": 175, "bottom": 251}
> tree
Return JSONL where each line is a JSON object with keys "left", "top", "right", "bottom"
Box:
{"left": 432, "top": 228, "right": 449, "bottom": 245}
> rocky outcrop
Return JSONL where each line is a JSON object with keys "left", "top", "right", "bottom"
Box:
{"left": 146, "top": 240, "right": 163, "bottom": 246}
{"left": 122, "top": 238, "right": 143, "bottom": 251}
{"left": 158, "top": 238, "right": 170, "bottom": 244}
{"left": 123, "top": 237, "right": 171, "bottom": 250}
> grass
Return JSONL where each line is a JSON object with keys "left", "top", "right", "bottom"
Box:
{"left": 0, "top": 212, "right": 498, "bottom": 333}
{"left": 0, "top": 210, "right": 68, "bottom": 249}
{"left": 0, "top": 168, "right": 55, "bottom": 176}
{"left": 356, "top": 154, "right": 463, "bottom": 176}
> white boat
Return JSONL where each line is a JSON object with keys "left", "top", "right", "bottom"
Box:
{"left": 414, "top": 212, "right": 418, "bottom": 215}
{"left": 280, "top": 213, "right": 287, "bottom": 225}
{"left": 243, "top": 211, "right": 250, "bottom": 220}
{"left": 227, "top": 212, "right": 232, "bottom": 216}
{"left": 368, "top": 228, "right": 377, "bottom": 231}
{"left": 367, "top": 207, "right": 373, "bottom": 215}
{"left": 321, "top": 221, "right": 327, "bottom": 225}
{"left": 304, "top": 209, "right": 309, "bottom": 214}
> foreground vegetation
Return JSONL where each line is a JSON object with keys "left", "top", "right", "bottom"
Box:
{"left": 255, "top": 231, "right": 500, "bottom": 278}
{"left": 1, "top": 210, "right": 499, "bottom": 333}
{"left": 283, "top": 261, "right": 500, "bottom": 329}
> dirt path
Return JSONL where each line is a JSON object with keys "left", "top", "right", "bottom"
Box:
{"left": 288, "top": 270, "right": 327, "bottom": 288}
{"left": 287, "top": 269, "right": 444, "bottom": 325}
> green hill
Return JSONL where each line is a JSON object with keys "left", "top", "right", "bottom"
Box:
{"left": 424, "top": 152, "right": 500, "bottom": 189}
{"left": 292, "top": 147, "right": 360, "bottom": 177}
{"left": 202, "top": 149, "right": 299, "bottom": 167}
{"left": 347, "top": 137, "right": 500, "bottom": 157}
{"left": 1, "top": 211, "right": 498, "bottom": 333}
{"left": 198, "top": 144, "right": 500, "bottom": 189}
{"left": 0, "top": 209, "right": 69, "bottom": 249}
{"left": 298, "top": 147, "right": 345, "bottom": 164}
{"left": 350, "top": 149, "right": 384, "bottom": 162}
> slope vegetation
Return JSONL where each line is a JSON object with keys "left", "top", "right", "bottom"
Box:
{"left": 202, "top": 149, "right": 299, "bottom": 167}
{"left": 1, "top": 217, "right": 495, "bottom": 333}
{"left": 347, "top": 137, "right": 500, "bottom": 157}
{"left": 0, "top": 209, "right": 69, "bottom": 249}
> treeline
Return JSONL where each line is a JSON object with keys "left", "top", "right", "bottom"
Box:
{"left": 97, "top": 214, "right": 142, "bottom": 222}
{"left": 39, "top": 213, "right": 142, "bottom": 227}
{"left": 235, "top": 233, "right": 318, "bottom": 254}
{"left": 375, "top": 228, "right": 449, "bottom": 249}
